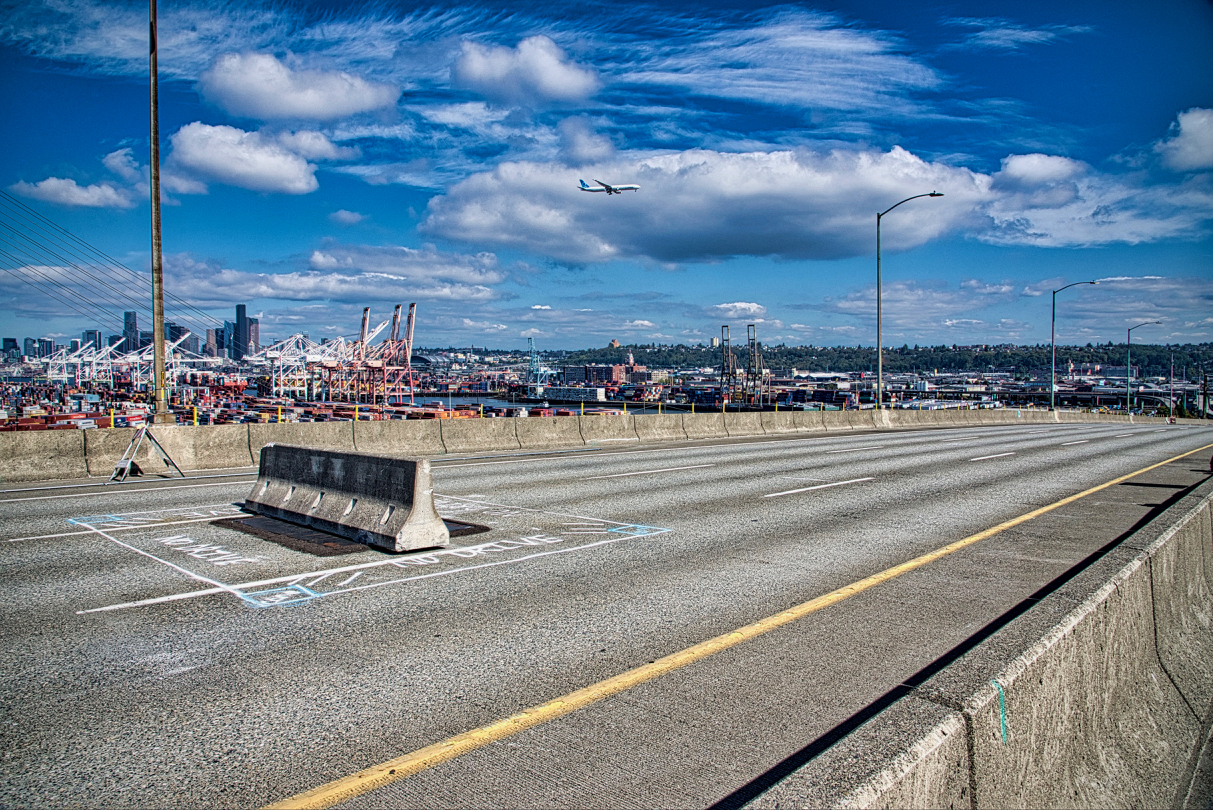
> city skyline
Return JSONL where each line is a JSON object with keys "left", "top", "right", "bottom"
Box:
{"left": 1, "top": 0, "right": 1211, "bottom": 350}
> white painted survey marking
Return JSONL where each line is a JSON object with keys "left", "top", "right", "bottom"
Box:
{"left": 1061, "top": 440, "right": 1089, "bottom": 446}
{"left": 825, "top": 446, "right": 885, "bottom": 454}
{"left": 764, "top": 477, "right": 874, "bottom": 498}
{"left": 75, "top": 522, "right": 242, "bottom": 597}
{"left": 970, "top": 452, "right": 1015, "bottom": 461}
{"left": 582, "top": 464, "right": 714, "bottom": 480}
{"left": 78, "top": 493, "right": 672, "bottom": 614}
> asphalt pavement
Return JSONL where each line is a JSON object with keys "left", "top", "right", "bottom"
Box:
{"left": 2, "top": 421, "right": 1211, "bottom": 809}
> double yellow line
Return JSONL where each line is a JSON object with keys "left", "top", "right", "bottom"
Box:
{"left": 267, "top": 441, "right": 1213, "bottom": 810}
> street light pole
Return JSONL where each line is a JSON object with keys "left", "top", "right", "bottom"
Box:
{"left": 1126, "top": 321, "right": 1161, "bottom": 414}
{"left": 876, "top": 191, "right": 943, "bottom": 411}
{"left": 1050, "top": 280, "right": 1098, "bottom": 410}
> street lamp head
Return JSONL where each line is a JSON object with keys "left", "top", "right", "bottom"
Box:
{"left": 929, "top": 192, "right": 944, "bottom": 197}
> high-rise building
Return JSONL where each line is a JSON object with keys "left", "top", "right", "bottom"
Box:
{"left": 24, "top": 338, "right": 37, "bottom": 357}
{"left": 123, "top": 311, "right": 139, "bottom": 352}
{"left": 247, "top": 318, "right": 259, "bottom": 355}
{"left": 205, "top": 328, "right": 217, "bottom": 357}
{"left": 38, "top": 338, "right": 52, "bottom": 357}
{"left": 222, "top": 321, "right": 235, "bottom": 359}
{"left": 234, "top": 304, "right": 248, "bottom": 360}
{"left": 69, "top": 339, "right": 81, "bottom": 353}
{"left": 108, "top": 335, "right": 125, "bottom": 348}
{"left": 82, "top": 330, "right": 102, "bottom": 351}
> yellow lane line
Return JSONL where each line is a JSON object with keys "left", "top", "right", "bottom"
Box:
{"left": 265, "top": 442, "right": 1213, "bottom": 810}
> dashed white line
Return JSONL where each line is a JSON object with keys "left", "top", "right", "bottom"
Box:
{"left": 825, "top": 446, "right": 885, "bottom": 454}
{"left": 582, "top": 464, "right": 714, "bottom": 480}
{"left": 970, "top": 452, "right": 1015, "bottom": 461}
{"left": 764, "top": 477, "right": 875, "bottom": 498}
{"left": 1061, "top": 440, "right": 1089, "bottom": 446}
{"left": 1114, "top": 433, "right": 1134, "bottom": 438}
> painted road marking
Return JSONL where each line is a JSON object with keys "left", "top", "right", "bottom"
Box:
{"left": 2, "top": 480, "right": 250, "bottom": 503}
{"left": 76, "top": 522, "right": 243, "bottom": 598}
{"left": 825, "top": 446, "right": 885, "bottom": 454}
{"left": 1114, "top": 433, "right": 1135, "bottom": 438}
{"left": 1062, "top": 440, "right": 1089, "bottom": 446}
{"left": 75, "top": 495, "right": 671, "bottom": 615}
{"left": 582, "top": 464, "right": 715, "bottom": 480}
{"left": 263, "top": 440, "right": 1213, "bottom": 810}
{"left": 0, "top": 468, "right": 256, "bottom": 495}
{"left": 970, "top": 452, "right": 1015, "bottom": 462}
{"left": 763, "top": 478, "right": 875, "bottom": 498}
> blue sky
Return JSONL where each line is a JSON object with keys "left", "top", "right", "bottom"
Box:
{"left": 1, "top": 0, "right": 1210, "bottom": 350}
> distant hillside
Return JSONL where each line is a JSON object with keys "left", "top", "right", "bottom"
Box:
{"left": 547, "top": 342, "right": 1213, "bottom": 377}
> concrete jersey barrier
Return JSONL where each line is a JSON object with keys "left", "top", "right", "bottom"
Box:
{"left": 516, "top": 416, "right": 584, "bottom": 450}
{"left": 243, "top": 444, "right": 449, "bottom": 553}
{"left": 353, "top": 419, "right": 445, "bottom": 456}
{"left": 0, "top": 430, "right": 88, "bottom": 483}
{"left": 756, "top": 477, "right": 1213, "bottom": 809}
{"left": 581, "top": 414, "right": 641, "bottom": 444}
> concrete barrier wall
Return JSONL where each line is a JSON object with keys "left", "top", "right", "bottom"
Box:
{"left": 440, "top": 417, "right": 520, "bottom": 454}
{"left": 756, "top": 480, "right": 1213, "bottom": 809}
{"left": 760, "top": 411, "right": 801, "bottom": 435}
{"left": 353, "top": 419, "right": 446, "bottom": 456}
{"left": 516, "top": 416, "right": 585, "bottom": 450}
{"left": 0, "top": 430, "right": 88, "bottom": 482}
{"left": 633, "top": 414, "right": 685, "bottom": 443}
{"left": 682, "top": 412, "right": 727, "bottom": 439}
{"left": 582, "top": 414, "right": 642, "bottom": 444}
{"left": 3, "top": 408, "right": 1202, "bottom": 482}
{"left": 249, "top": 421, "right": 355, "bottom": 460}
{"left": 724, "top": 411, "right": 766, "bottom": 438}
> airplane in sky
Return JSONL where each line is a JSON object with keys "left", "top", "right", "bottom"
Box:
{"left": 579, "top": 179, "right": 640, "bottom": 195}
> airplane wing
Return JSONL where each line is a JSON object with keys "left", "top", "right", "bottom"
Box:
{"left": 593, "top": 179, "right": 618, "bottom": 194}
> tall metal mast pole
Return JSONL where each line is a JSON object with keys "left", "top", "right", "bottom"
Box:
{"left": 149, "top": 0, "right": 170, "bottom": 423}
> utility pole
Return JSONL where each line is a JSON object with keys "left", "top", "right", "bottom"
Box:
{"left": 149, "top": 0, "right": 170, "bottom": 424}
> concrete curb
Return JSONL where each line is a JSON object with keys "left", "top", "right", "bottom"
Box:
{"left": 750, "top": 476, "right": 1213, "bottom": 809}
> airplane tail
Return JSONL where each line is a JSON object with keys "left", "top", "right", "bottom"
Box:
{"left": 579, "top": 179, "right": 590, "bottom": 189}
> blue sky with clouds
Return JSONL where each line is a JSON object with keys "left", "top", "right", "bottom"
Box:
{"left": 1, "top": 0, "right": 1210, "bottom": 350}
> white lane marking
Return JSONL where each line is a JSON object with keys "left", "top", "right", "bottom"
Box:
{"left": 825, "top": 446, "right": 885, "bottom": 454}
{"left": 970, "top": 452, "right": 1015, "bottom": 461}
{"left": 764, "top": 477, "right": 874, "bottom": 498}
{"left": 780, "top": 476, "right": 830, "bottom": 483}
{"left": 6, "top": 515, "right": 237, "bottom": 544}
{"left": 582, "top": 464, "right": 715, "bottom": 480}
{"left": 78, "top": 532, "right": 635, "bottom": 614}
{"left": 76, "top": 522, "right": 241, "bottom": 597}
{"left": 1114, "top": 433, "right": 1134, "bottom": 438}
{"left": 326, "top": 536, "right": 631, "bottom": 597}
{"left": 2, "top": 480, "right": 250, "bottom": 503}
{"left": 1061, "top": 440, "right": 1089, "bottom": 446}
{"left": 0, "top": 469, "right": 256, "bottom": 495}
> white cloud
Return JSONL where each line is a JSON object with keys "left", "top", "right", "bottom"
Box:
{"left": 421, "top": 146, "right": 986, "bottom": 263}
{"left": 622, "top": 320, "right": 656, "bottom": 329}
{"left": 329, "top": 210, "right": 366, "bottom": 225}
{"left": 199, "top": 53, "right": 399, "bottom": 120}
{"left": 101, "top": 148, "right": 142, "bottom": 183}
{"left": 559, "top": 118, "right": 614, "bottom": 165}
{"left": 531, "top": 304, "right": 551, "bottom": 309}
{"left": 169, "top": 123, "right": 319, "bottom": 194}
{"left": 277, "top": 131, "right": 359, "bottom": 161}
{"left": 711, "top": 302, "right": 768, "bottom": 319}
{"left": 452, "top": 35, "right": 600, "bottom": 104}
{"left": 941, "top": 18, "right": 1092, "bottom": 52}
{"left": 166, "top": 245, "right": 505, "bottom": 306}
{"left": 462, "top": 318, "right": 509, "bottom": 331}
{"left": 1154, "top": 108, "right": 1213, "bottom": 172}
{"left": 9, "top": 177, "right": 133, "bottom": 208}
